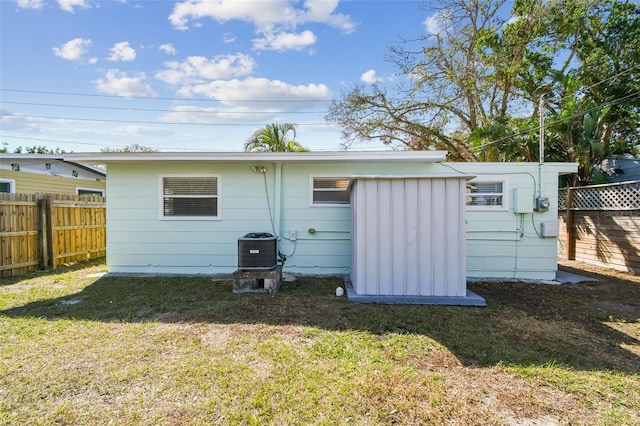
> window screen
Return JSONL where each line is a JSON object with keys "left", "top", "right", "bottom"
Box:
{"left": 162, "top": 176, "right": 219, "bottom": 218}
{"left": 77, "top": 189, "right": 104, "bottom": 196}
{"left": 0, "top": 182, "right": 11, "bottom": 193}
{"left": 312, "top": 177, "right": 350, "bottom": 205}
{"left": 467, "top": 181, "right": 504, "bottom": 207}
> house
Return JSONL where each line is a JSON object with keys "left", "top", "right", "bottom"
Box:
{"left": 598, "top": 154, "right": 640, "bottom": 183}
{"left": 0, "top": 154, "right": 106, "bottom": 195}
{"left": 65, "top": 151, "right": 576, "bottom": 303}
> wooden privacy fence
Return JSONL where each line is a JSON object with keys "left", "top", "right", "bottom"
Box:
{"left": 0, "top": 193, "right": 106, "bottom": 277}
{"left": 558, "top": 180, "right": 640, "bottom": 273}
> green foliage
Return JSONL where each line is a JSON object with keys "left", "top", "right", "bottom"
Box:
{"left": 11, "top": 145, "right": 66, "bottom": 154}
{"left": 100, "top": 143, "right": 158, "bottom": 153}
{"left": 327, "top": 0, "right": 640, "bottom": 183}
{"left": 244, "top": 123, "right": 309, "bottom": 152}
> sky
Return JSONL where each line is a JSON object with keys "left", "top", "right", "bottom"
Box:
{"left": 0, "top": 0, "right": 440, "bottom": 153}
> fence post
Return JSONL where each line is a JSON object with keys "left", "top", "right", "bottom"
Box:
{"left": 566, "top": 187, "right": 575, "bottom": 260}
{"left": 37, "top": 195, "right": 53, "bottom": 269}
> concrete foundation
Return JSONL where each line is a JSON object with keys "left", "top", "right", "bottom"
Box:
{"left": 232, "top": 266, "right": 282, "bottom": 294}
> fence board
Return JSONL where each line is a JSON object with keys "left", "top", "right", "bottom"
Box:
{"left": 0, "top": 193, "right": 106, "bottom": 277}
{"left": 50, "top": 196, "right": 106, "bottom": 268}
{"left": 559, "top": 183, "right": 640, "bottom": 273}
{"left": 0, "top": 194, "right": 40, "bottom": 277}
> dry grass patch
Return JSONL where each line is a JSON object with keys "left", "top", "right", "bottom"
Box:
{"left": 1, "top": 258, "right": 639, "bottom": 425}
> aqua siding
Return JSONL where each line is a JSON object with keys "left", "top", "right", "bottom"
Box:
{"left": 107, "top": 162, "right": 277, "bottom": 274}
{"left": 106, "top": 160, "right": 574, "bottom": 279}
{"left": 432, "top": 162, "right": 571, "bottom": 280}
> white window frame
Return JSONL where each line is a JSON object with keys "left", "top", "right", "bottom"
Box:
{"left": 0, "top": 178, "right": 16, "bottom": 194}
{"left": 309, "top": 175, "right": 351, "bottom": 207}
{"left": 159, "top": 174, "right": 221, "bottom": 221}
{"left": 466, "top": 176, "right": 509, "bottom": 211}
{"left": 76, "top": 187, "right": 105, "bottom": 196}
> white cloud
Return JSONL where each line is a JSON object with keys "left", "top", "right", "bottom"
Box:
{"left": 506, "top": 16, "right": 520, "bottom": 25}
{"left": 95, "top": 69, "right": 157, "bottom": 98}
{"left": 155, "top": 53, "right": 255, "bottom": 85}
{"left": 178, "top": 77, "right": 331, "bottom": 105}
{"left": 424, "top": 10, "right": 452, "bottom": 35}
{"left": 361, "top": 69, "right": 382, "bottom": 84}
{"left": 0, "top": 108, "right": 29, "bottom": 130}
{"left": 253, "top": 30, "right": 317, "bottom": 51}
{"left": 300, "top": 0, "right": 355, "bottom": 34}
{"left": 108, "top": 41, "right": 136, "bottom": 62}
{"left": 52, "top": 38, "right": 92, "bottom": 62}
{"left": 169, "top": 0, "right": 293, "bottom": 30}
{"left": 161, "top": 78, "right": 331, "bottom": 124}
{"left": 113, "top": 125, "right": 173, "bottom": 137}
{"left": 160, "top": 105, "right": 262, "bottom": 124}
{"left": 17, "top": 0, "right": 43, "bottom": 9}
{"left": 168, "top": 0, "right": 356, "bottom": 35}
{"left": 223, "top": 32, "right": 236, "bottom": 44}
{"left": 159, "top": 43, "right": 177, "bottom": 55}
{"left": 57, "top": 0, "right": 90, "bottom": 13}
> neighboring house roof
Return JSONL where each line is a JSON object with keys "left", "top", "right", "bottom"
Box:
{"left": 0, "top": 154, "right": 106, "bottom": 177}
{"left": 64, "top": 150, "right": 449, "bottom": 165}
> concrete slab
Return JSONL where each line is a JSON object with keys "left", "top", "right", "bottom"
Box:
{"left": 344, "top": 282, "right": 486, "bottom": 306}
{"left": 555, "top": 270, "right": 598, "bottom": 284}
{"left": 467, "top": 270, "right": 598, "bottom": 285}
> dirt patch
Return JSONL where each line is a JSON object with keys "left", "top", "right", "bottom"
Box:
{"left": 595, "top": 301, "right": 639, "bottom": 319}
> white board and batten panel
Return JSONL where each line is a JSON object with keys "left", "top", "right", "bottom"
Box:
{"left": 351, "top": 176, "right": 467, "bottom": 297}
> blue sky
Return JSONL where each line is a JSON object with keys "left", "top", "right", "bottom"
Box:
{"left": 0, "top": 0, "right": 435, "bottom": 153}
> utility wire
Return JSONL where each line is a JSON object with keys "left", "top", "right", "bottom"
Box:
{"left": 0, "top": 88, "right": 333, "bottom": 103}
{"left": 0, "top": 134, "right": 390, "bottom": 152}
{"left": 0, "top": 101, "right": 327, "bottom": 114}
{"left": 4, "top": 63, "right": 637, "bottom": 115}
{"left": 0, "top": 135, "right": 206, "bottom": 151}
{"left": 468, "top": 89, "right": 640, "bottom": 153}
{"left": 0, "top": 112, "right": 331, "bottom": 126}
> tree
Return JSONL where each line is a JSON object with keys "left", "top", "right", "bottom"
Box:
{"left": 100, "top": 144, "right": 158, "bottom": 153}
{"left": 13, "top": 145, "right": 66, "bottom": 154}
{"left": 537, "top": 1, "right": 640, "bottom": 184}
{"left": 573, "top": 0, "right": 640, "bottom": 159}
{"left": 326, "top": 0, "right": 639, "bottom": 183}
{"left": 244, "top": 123, "right": 309, "bottom": 152}
{"left": 327, "top": 0, "right": 538, "bottom": 160}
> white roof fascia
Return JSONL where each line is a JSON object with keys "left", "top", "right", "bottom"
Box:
{"left": 64, "top": 150, "right": 448, "bottom": 165}
{"left": 442, "top": 161, "right": 579, "bottom": 175}
{"left": 1, "top": 154, "right": 64, "bottom": 160}
{"left": 0, "top": 154, "right": 106, "bottom": 176}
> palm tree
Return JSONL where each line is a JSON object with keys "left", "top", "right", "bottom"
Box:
{"left": 244, "top": 123, "right": 309, "bottom": 152}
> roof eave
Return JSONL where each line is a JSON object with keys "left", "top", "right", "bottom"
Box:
{"left": 64, "top": 151, "right": 449, "bottom": 164}
{"left": 1, "top": 154, "right": 106, "bottom": 177}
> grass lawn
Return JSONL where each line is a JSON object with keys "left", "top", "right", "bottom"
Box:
{"left": 1, "top": 259, "right": 639, "bottom": 425}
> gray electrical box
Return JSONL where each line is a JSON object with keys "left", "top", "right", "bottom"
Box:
{"left": 535, "top": 197, "right": 550, "bottom": 212}
{"left": 541, "top": 221, "right": 559, "bottom": 237}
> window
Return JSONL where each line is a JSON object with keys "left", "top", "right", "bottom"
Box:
{"left": 76, "top": 188, "right": 105, "bottom": 196}
{"left": 311, "top": 176, "right": 350, "bottom": 206}
{"left": 160, "top": 175, "right": 220, "bottom": 219}
{"left": 466, "top": 178, "right": 508, "bottom": 210}
{"left": 0, "top": 179, "right": 15, "bottom": 194}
